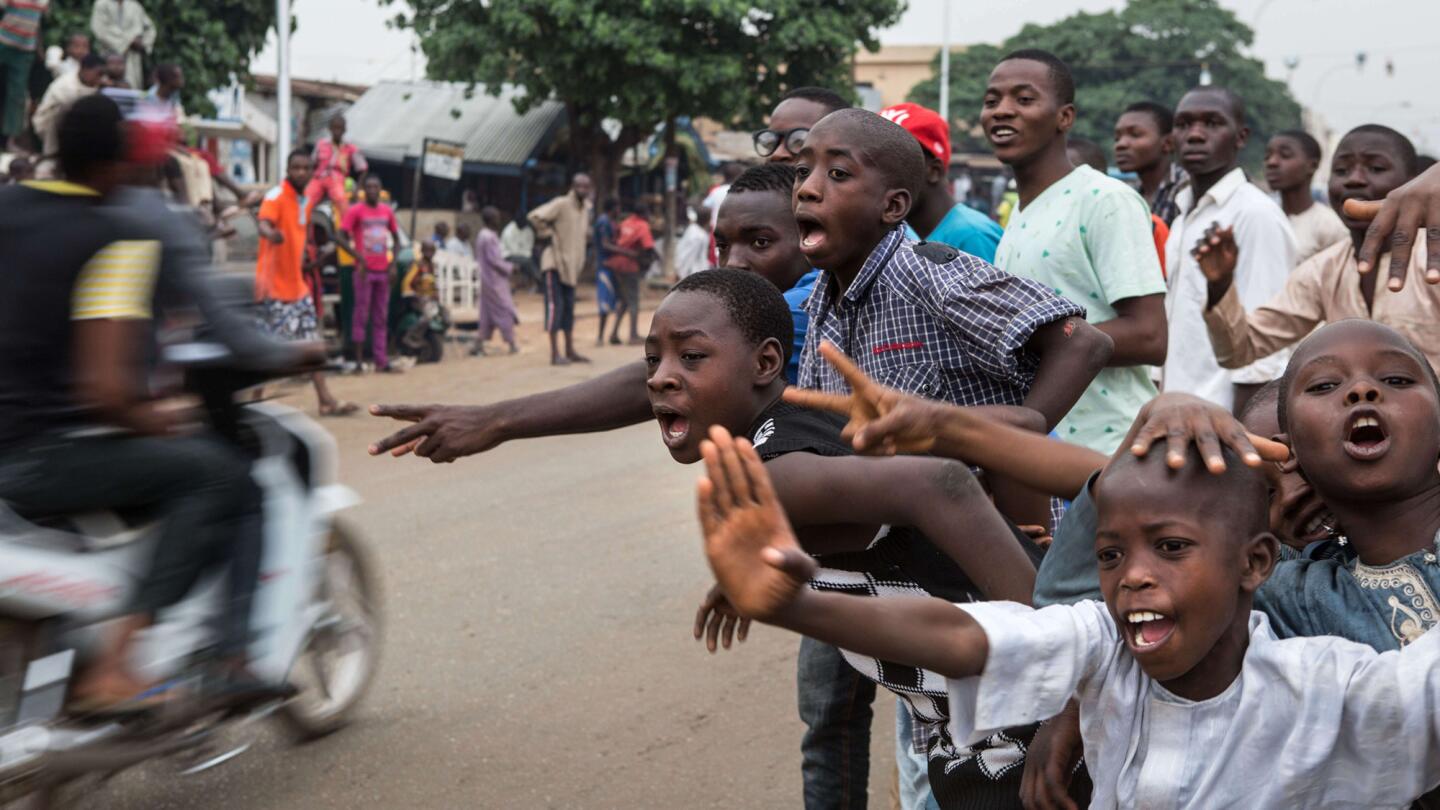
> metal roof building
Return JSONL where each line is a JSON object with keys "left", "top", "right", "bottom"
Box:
{"left": 317, "top": 80, "right": 567, "bottom": 175}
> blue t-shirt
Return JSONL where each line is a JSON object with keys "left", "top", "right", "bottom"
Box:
{"left": 594, "top": 215, "right": 615, "bottom": 272}
{"left": 783, "top": 269, "right": 821, "bottom": 384}
{"left": 902, "top": 203, "right": 1003, "bottom": 263}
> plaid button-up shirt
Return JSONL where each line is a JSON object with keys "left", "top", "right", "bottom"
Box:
{"left": 797, "top": 227, "right": 1085, "bottom": 404}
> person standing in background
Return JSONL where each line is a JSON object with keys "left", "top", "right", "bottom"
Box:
{"left": 500, "top": 211, "right": 539, "bottom": 292}
{"left": 90, "top": 0, "right": 154, "bottom": 91}
{"left": 447, "top": 222, "right": 474, "bottom": 261}
{"left": 674, "top": 205, "right": 711, "bottom": 280}
{"left": 45, "top": 32, "right": 89, "bottom": 79}
{"left": 307, "top": 114, "right": 367, "bottom": 218}
{"left": 529, "top": 172, "right": 593, "bottom": 366}
{"left": 593, "top": 198, "right": 622, "bottom": 346}
{"left": 0, "top": 0, "right": 49, "bottom": 153}
{"left": 1264, "top": 129, "right": 1348, "bottom": 264}
{"left": 473, "top": 206, "right": 520, "bottom": 356}
{"left": 32, "top": 54, "right": 103, "bottom": 169}
{"left": 1113, "top": 100, "right": 1187, "bottom": 225}
{"left": 339, "top": 174, "right": 403, "bottom": 373}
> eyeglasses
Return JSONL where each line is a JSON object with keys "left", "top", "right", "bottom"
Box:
{"left": 753, "top": 127, "right": 809, "bottom": 158}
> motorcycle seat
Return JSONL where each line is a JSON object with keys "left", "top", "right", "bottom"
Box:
{"left": 0, "top": 501, "right": 154, "bottom": 553}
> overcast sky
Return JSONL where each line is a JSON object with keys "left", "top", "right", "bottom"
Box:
{"left": 253, "top": 0, "right": 1440, "bottom": 151}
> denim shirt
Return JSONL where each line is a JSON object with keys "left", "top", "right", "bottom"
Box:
{"left": 1033, "top": 479, "right": 1440, "bottom": 652}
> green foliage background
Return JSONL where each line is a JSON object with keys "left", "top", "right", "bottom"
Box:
{"left": 908, "top": 0, "right": 1301, "bottom": 168}
{"left": 46, "top": 0, "right": 277, "bottom": 117}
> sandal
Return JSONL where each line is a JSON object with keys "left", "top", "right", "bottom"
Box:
{"left": 320, "top": 401, "right": 360, "bottom": 417}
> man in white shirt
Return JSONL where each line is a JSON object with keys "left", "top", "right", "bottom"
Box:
{"left": 1162, "top": 86, "right": 1295, "bottom": 414}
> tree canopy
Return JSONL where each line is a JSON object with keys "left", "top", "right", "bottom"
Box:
{"left": 387, "top": 0, "right": 907, "bottom": 193}
{"left": 908, "top": 0, "right": 1301, "bottom": 168}
{"left": 47, "top": 0, "right": 277, "bottom": 117}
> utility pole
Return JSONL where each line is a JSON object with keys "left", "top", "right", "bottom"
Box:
{"left": 276, "top": 0, "right": 291, "bottom": 179}
{"left": 938, "top": 1, "right": 951, "bottom": 123}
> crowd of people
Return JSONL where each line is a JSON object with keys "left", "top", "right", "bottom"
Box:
{"left": 368, "top": 47, "right": 1440, "bottom": 810}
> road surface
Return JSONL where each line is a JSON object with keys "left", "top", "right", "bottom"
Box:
{"left": 94, "top": 289, "right": 899, "bottom": 809}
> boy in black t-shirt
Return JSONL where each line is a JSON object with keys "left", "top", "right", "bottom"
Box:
{"left": 645, "top": 268, "right": 1043, "bottom": 803}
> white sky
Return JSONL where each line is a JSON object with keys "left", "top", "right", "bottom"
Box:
{"left": 254, "top": 0, "right": 1440, "bottom": 151}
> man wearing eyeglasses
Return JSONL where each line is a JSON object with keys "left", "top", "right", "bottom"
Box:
{"left": 753, "top": 86, "right": 852, "bottom": 163}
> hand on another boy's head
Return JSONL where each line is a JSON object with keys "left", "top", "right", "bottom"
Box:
{"left": 782, "top": 341, "right": 940, "bottom": 454}
{"left": 1125, "top": 393, "right": 1289, "bottom": 474}
{"left": 693, "top": 583, "right": 751, "bottom": 653}
{"left": 697, "top": 426, "right": 815, "bottom": 621}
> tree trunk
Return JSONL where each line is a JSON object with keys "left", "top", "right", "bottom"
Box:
{"left": 661, "top": 115, "right": 677, "bottom": 279}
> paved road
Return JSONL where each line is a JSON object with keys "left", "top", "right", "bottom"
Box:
{"left": 95, "top": 291, "right": 897, "bottom": 809}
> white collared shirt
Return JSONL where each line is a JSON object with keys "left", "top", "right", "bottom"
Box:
{"left": 947, "top": 600, "right": 1440, "bottom": 809}
{"left": 1162, "top": 168, "right": 1296, "bottom": 409}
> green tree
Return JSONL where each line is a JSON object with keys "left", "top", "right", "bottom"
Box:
{"left": 47, "top": 0, "right": 277, "bottom": 117}
{"left": 909, "top": 0, "right": 1301, "bottom": 169}
{"left": 387, "top": 0, "right": 907, "bottom": 195}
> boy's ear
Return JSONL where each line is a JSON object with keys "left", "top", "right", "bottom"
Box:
{"left": 1272, "top": 433, "right": 1306, "bottom": 482}
{"left": 925, "top": 156, "right": 946, "bottom": 187}
{"left": 1240, "top": 532, "right": 1280, "bottom": 593}
{"left": 1235, "top": 124, "right": 1251, "bottom": 152}
{"left": 1057, "top": 103, "right": 1076, "bottom": 134}
{"left": 1161, "top": 132, "right": 1176, "bottom": 156}
{"left": 755, "top": 338, "right": 786, "bottom": 387}
{"left": 882, "top": 188, "right": 912, "bottom": 227}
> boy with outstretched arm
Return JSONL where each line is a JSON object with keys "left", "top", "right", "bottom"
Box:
{"left": 649, "top": 269, "right": 1047, "bottom": 806}
{"left": 698, "top": 411, "right": 1440, "bottom": 808}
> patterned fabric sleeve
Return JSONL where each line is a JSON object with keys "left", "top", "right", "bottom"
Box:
{"left": 71, "top": 240, "right": 162, "bottom": 320}
{"left": 929, "top": 258, "right": 1086, "bottom": 386}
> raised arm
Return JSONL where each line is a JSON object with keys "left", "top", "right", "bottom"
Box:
{"left": 697, "top": 426, "right": 990, "bottom": 680}
{"left": 369, "top": 360, "right": 653, "bottom": 461}
{"left": 765, "top": 452, "right": 1036, "bottom": 603}
{"left": 1196, "top": 225, "right": 1327, "bottom": 370}
{"left": 1349, "top": 163, "right": 1440, "bottom": 289}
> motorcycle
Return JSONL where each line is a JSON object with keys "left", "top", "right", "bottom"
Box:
{"left": 0, "top": 338, "right": 383, "bottom": 806}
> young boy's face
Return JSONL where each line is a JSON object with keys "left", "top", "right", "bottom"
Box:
{"left": 793, "top": 117, "right": 908, "bottom": 275}
{"left": 645, "top": 291, "right": 781, "bottom": 464}
{"left": 1262, "top": 135, "right": 1315, "bottom": 193}
{"left": 1328, "top": 131, "right": 1413, "bottom": 234}
{"left": 1093, "top": 453, "right": 1275, "bottom": 699}
{"left": 1283, "top": 321, "right": 1440, "bottom": 503}
{"left": 1113, "top": 111, "right": 1168, "bottom": 175}
{"left": 330, "top": 117, "right": 346, "bottom": 140}
{"left": 1173, "top": 90, "right": 1247, "bottom": 178}
{"left": 364, "top": 177, "right": 381, "bottom": 205}
{"left": 287, "top": 154, "right": 313, "bottom": 190}
{"left": 715, "top": 190, "right": 810, "bottom": 292}
{"left": 980, "top": 59, "right": 1072, "bottom": 167}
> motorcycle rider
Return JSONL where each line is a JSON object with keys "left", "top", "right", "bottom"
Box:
{"left": 0, "top": 94, "right": 300, "bottom": 711}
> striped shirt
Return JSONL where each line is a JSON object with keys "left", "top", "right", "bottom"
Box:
{"left": 71, "top": 240, "right": 162, "bottom": 320}
{"left": 0, "top": 1, "right": 48, "bottom": 52}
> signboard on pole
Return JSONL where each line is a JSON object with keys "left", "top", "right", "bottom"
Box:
{"left": 422, "top": 138, "right": 466, "bottom": 181}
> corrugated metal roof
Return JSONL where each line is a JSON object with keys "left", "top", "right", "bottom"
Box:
{"left": 316, "top": 80, "right": 565, "bottom": 167}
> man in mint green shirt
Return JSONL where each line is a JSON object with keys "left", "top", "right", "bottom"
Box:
{"left": 982, "top": 49, "right": 1167, "bottom": 453}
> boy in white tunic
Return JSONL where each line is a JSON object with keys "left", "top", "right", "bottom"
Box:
{"left": 695, "top": 423, "right": 1440, "bottom": 809}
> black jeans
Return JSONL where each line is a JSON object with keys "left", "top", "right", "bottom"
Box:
{"left": 798, "top": 637, "right": 876, "bottom": 810}
{"left": 0, "top": 431, "right": 263, "bottom": 657}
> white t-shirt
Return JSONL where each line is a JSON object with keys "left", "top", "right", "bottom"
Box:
{"left": 1163, "top": 168, "right": 1296, "bottom": 409}
{"left": 674, "top": 223, "right": 710, "bottom": 279}
{"left": 947, "top": 600, "right": 1440, "bottom": 809}
{"left": 1287, "top": 202, "right": 1350, "bottom": 266}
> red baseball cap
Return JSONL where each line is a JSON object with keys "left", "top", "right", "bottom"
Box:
{"left": 879, "top": 103, "right": 950, "bottom": 167}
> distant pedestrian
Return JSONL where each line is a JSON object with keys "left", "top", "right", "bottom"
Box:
{"left": 146, "top": 62, "right": 184, "bottom": 120}
{"left": 32, "top": 54, "right": 104, "bottom": 166}
{"left": 447, "top": 222, "right": 474, "bottom": 260}
{"left": 340, "top": 174, "right": 404, "bottom": 373}
{"left": 500, "top": 212, "right": 539, "bottom": 291}
{"left": 0, "top": 0, "right": 48, "bottom": 153}
{"left": 307, "top": 114, "right": 367, "bottom": 217}
{"left": 528, "top": 172, "right": 594, "bottom": 366}
{"left": 594, "top": 198, "right": 621, "bottom": 346}
{"left": 1264, "top": 129, "right": 1347, "bottom": 264}
{"left": 90, "top": 0, "right": 154, "bottom": 90}
{"left": 675, "top": 206, "right": 711, "bottom": 280}
{"left": 430, "top": 220, "right": 450, "bottom": 249}
{"left": 604, "top": 199, "right": 653, "bottom": 345}
{"left": 473, "top": 206, "right": 520, "bottom": 356}
{"left": 45, "top": 32, "right": 89, "bottom": 78}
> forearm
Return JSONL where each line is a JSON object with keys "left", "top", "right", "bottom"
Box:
{"left": 1094, "top": 316, "right": 1166, "bottom": 367}
{"left": 771, "top": 590, "right": 989, "bottom": 680}
{"left": 934, "top": 412, "right": 1107, "bottom": 500}
{"left": 1021, "top": 318, "right": 1112, "bottom": 430}
{"left": 911, "top": 463, "right": 1037, "bottom": 603}
{"left": 492, "top": 360, "right": 652, "bottom": 440}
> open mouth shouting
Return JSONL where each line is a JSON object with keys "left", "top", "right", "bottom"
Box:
{"left": 1343, "top": 408, "right": 1390, "bottom": 461}
{"left": 988, "top": 124, "right": 1019, "bottom": 147}
{"left": 794, "top": 210, "right": 828, "bottom": 254}
{"left": 1123, "top": 610, "right": 1177, "bottom": 654}
{"left": 653, "top": 405, "right": 692, "bottom": 450}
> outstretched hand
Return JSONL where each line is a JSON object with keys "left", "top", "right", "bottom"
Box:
{"left": 697, "top": 426, "right": 815, "bottom": 622}
{"left": 1123, "top": 393, "right": 1289, "bottom": 474}
{"left": 782, "top": 341, "right": 946, "bottom": 455}
{"left": 367, "top": 402, "right": 509, "bottom": 462}
{"left": 1345, "top": 160, "right": 1440, "bottom": 290}
{"left": 693, "top": 583, "right": 751, "bottom": 653}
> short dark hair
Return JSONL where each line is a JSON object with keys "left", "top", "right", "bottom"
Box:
{"left": 287, "top": 148, "right": 310, "bottom": 166}
{"left": 59, "top": 94, "right": 124, "bottom": 181}
{"left": 999, "top": 48, "right": 1075, "bottom": 105}
{"left": 1346, "top": 124, "right": 1419, "bottom": 176}
{"left": 1183, "top": 86, "right": 1246, "bottom": 126}
{"left": 820, "top": 108, "right": 926, "bottom": 199}
{"left": 670, "top": 268, "right": 795, "bottom": 364}
{"left": 1419, "top": 154, "right": 1437, "bottom": 173}
{"left": 361, "top": 172, "right": 381, "bottom": 186}
{"left": 779, "top": 86, "right": 852, "bottom": 115}
{"left": 1067, "top": 136, "right": 1108, "bottom": 172}
{"left": 155, "top": 63, "right": 181, "bottom": 84}
{"left": 1122, "top": 101, "right": 1174, "bottom": 134}
{"left": 80, "top": 53, "right": 104, "bottom": 71}
{"left": 1238, "top": 379, "right": 1284, "bottom": 425}
{"left": 728, "top": 162, "right": 797, "bottom": 196}
{"left": 1273, "top": 129, "right": 1322, "bottom": 161}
